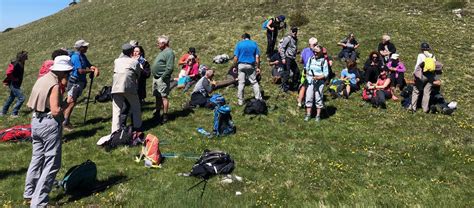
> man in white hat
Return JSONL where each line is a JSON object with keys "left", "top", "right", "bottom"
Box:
{"left": 24, "top": 55, "right": 73, "bottom": 207}
{"left": 63, "top": 39, "right": 100, "bottom": 131}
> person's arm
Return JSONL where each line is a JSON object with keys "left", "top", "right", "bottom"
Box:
{"left": 266, "top": 19, "right": 274, "bottom": 30}
{"left": 255, "top": 45, "right": 261, "bottom": 74}
{"left": 49, "top": 85, "right": 62, "bottom": 118}
{"left": 397, "top": 62, "right": 406, "bottom": 73}
{"left": 320, "top": 60, "right": 329, "bottom": 79}
{"left": 279, "top": 37, "right": 289, "bottom": 61}
{"left": 161, "top": 52, "right": 175, "bottom": 80}
{"left": 177, "top": 54, "right": 187, "bottom": 66}
{"left": 354, "top": 40, "right": 360, "bottom": 49}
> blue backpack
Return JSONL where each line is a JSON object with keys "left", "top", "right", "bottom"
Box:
{"left": 209, "top": 94, "right": 226, "bottom": 108}
{"left": 213, "top": 105, "right": 236, "bottom": 136}
{"left": 261, "top": 16, "right": 274, "bottom": 30}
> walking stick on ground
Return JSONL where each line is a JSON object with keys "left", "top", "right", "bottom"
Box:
{"left": 83, "top": 73, "right": 94, "bottom": 124}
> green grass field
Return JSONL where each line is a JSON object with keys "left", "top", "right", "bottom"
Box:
{"left": 0, "top": 0, "right": 473, "bottom": 207}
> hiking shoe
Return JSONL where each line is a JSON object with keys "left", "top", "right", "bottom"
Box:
{"left": 315, "top": 116, "right": 321, "bottom": 122}
{"left": 297, "top": 102, "right": 302, "bottom": 108}
{"left": 304, "top": 115, "right": 310, "bottom": 122}
{"left": 63, "top": 123, "right": 74, "bottom": 132}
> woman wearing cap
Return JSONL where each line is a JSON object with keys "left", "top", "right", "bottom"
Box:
{"left": 24, "top": 55, "right": 72, "bottom": 207}
{"left": 367, "top": 69, "right": 392, "bottom": 109}
{"left": 386, "top": 53, "right": 406, "bottom": 100}
{"left": 304, "top": 45, "right": 328, "bottom": 122}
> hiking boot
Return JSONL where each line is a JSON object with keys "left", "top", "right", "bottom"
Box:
{"left": 315, "top": 116, "right": 321, "bottom": 122}
{"left": 304, "top": 115, "right": 310, "bottom": 122}
{"left": 63, "top": 122, "right": 74, "bottom": 132}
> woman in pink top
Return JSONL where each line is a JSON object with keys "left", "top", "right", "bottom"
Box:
{"left": 367, "top": 69, "right": 391, "bottom": 109}
{"left": 386, "top": 53, "right": 406, "bottom": 100}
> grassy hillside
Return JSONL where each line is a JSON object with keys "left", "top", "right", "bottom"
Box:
{"left": 0, "top": 0, "right": 473, "bottom": 207}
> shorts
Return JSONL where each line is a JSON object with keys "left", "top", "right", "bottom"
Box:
{"left": 152, "top": 77, "right": 170, "bottom": 97}
{"left": 66, "top": 79, "right": 86, "bottom": 101}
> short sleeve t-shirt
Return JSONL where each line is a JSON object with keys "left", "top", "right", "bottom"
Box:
{"left": 234, "top": 39, "right": 260, "bottom": 64}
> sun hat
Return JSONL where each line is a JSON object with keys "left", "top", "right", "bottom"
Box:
{"left": 50, "top": 55, "right": 73, "bottom": 72}
{"left": 74, "top": 39, "right": 89, "bottom": 49}
{"left": 390, "top": 53, "right": 399, "bottom": 60}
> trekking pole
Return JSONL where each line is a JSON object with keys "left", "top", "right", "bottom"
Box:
{"left": 83, "top": 73, "right": 94, "bottom": 124}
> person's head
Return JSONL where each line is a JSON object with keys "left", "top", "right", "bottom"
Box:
{"left": 379, "top": 68, "right": 388, "bottom": 79}
{"left": 347, "top": 32, "right": 355, "bottom": 40}
{"left": 121, "top": 43, "right": 134, "bottom": 57}
{"left": 291, "top": 27, "right": 298, "bottom": 37}
{"left": 312, "top": 45, "right": 322, "bottom": 56}
{"left": 308, "top": 37, "right": 318, "bottom": 48}
{"left": 277, "top": 15, "right": 286, "bottom": 22}
{"left": 186, "top": 55, "right": 196, "bottom": 64}
{"left": 188, "top": 47, "right": 196, "bottom": 55}
{"left": 390, "top": 53, "right": 400, "bottom": 67}
{"left": 369, "top": 51, "right": 379, "bottom": 62}
{"left": 157, "top": 35, "right": 169, "bottom": 50}
{"left": 242, "top": 33, "right": 251, "bottom": 40}
{"left": 205, "top": 69, "right": 214, "bottom": 79}
{"left": 51, "top": 49, "right": 69, "bottom": 60}
{"left": 74, "top": 39, "right": 89, "bottom": 53}
{"left": 133, "top": 46, "right": 141, "bottom": 58}
{"left": 51, "top": 55, "right": 73, "bottom": 84}
{"left": 420, "top": 42, "right": 431, "bottom": 51}
{"left": 16, "top": 51, "right": 28, "bottom": 62}
{"left": 382, "top": 34, "right": 390, "bottom": 43}
{"left": 346, "top": 60, "right": 357, "bottom": 69}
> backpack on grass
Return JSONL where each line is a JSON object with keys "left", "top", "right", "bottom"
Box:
{"left": 207, "top": 93, "right": 226, "bottom": 109}
{"left": 190, "top": 149, "right": 235, "bottom": 179}
{"left": 95, "top": 86, "right": 112, "bottom": 103}
{"left": 135, "top": 134, "right": 162, "bottom": 168}
{"left": 213, "top": 105, "right": 236, "bottom": 136}
{"left": 243, "top": 99, "right": 268, "bottom": 115}
{"left": 59, "top": 160, "right": 97, "bottom": 194}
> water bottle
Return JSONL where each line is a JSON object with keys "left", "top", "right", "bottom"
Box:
{"left": 197, "top": 127, "right": 211, "bottom": 137}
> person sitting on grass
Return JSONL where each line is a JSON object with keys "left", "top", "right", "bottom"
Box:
{"left": 367, "top": 68, "right": 392, "bottom": 109}
{"left": 337, "top": 32, "right": 359, "bottom": 61}
{"left": 340, "top": 60, "right": 361, "bottom": 99}
{"left": 363, "top": 51, "right": 385, "bottom": 84}
{"left": 304, "top": 45, "right": 328, "bottom": 122}
{"left": 174, "top": 55, "right": 199, "bottom": 89}
{"left": 178, "top": 47, "right": 199, "bottom": 67}
{"left": 378, "top": 34, "right": 396, "bottom": 64}
{"left": 386, "top": 53, "right": 406, "bottom": 101}
{"left": 269, "top": 49, "right": 284, "bottom": 84}
{"left": 187, "top": 70, "right": 216, "bottom": 108}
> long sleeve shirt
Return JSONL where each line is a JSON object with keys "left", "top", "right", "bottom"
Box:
{"left": 151, "top": 47, "right": 175, "bottom": 81}
{"left": 279, "top": 35, "right": 297, "bottom": 60}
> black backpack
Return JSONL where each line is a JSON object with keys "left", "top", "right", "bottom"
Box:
{"left": 243, "top": 99, "right": 268, "bottom": 115}
{"left": 190, "top": 150, "right": 235, "bottom": 180}
{"left": 95, "top": 86, "right": 112, "bottom": 103}
{"left": 102, "top": 126, "right": 133, "bottom": 151}
{"left": 59, "top": 160, "right": 97, "bottom": 194}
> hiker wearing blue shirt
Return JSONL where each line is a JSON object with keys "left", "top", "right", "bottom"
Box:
{"left": 304, "top": 46, "right": 328, "bottom": 122}
{"left": 233, "top": 33, "right": 262, "bottom": 106}
{"left": 340, "top": 60, "right": 361, "bottom": 98}
{"left": 63, "top": 39, "right": 100, "bottom": 131}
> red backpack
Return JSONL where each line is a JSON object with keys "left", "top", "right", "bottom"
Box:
{"left": 0, "top": 124, "right": 32, "bottom": 142}
{"left": 2, "top": 63, "right": 14, "bottom": 85}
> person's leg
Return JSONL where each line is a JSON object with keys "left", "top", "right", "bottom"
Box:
{"left": 111, "top": 94, "right": 124, "bottom": 133}
{"left": 397, "top": 72, "right": 405, "bottom": 91}
{"left": 345, "top": 84, "right": 351, "bottom": 98}
{"left": 152, "top": 78, "right": 162, "bottom": 118}
{"left": 30, "top": 117, "right": 61, "bottom": 207}
{"left": 304, "top": 84, "right": 314, "bottom": 121}
{"left": 410, "top": 80, "right": 422, "bottom": 111}
{"left": 376, "top": 90, "right": 386, "bottom": 108}
{"left": 298, "top": 85, "right": 306, "bottom": 107}
{"left": 266, "top": 30, "right": 274, "bottom": 58}
{"left": 125, "top": 93, "right": 142, "bottom": 130}
{"left": 350, "top": 51, "right": 357, "bottom": 61}
{"left": 290, "top": 59, "right": 300, "bottom": 90}
{"left": 63, "top": 81, "right": 85, "bottom": 127}
{"left": 248, "top": 66, "right": 262, "bottom": 100}
{"left": 1, "top": 88, "right": 15, "bottom": 114}
{"left": 281, "top": 58, "right": 291, "bottom": 92}
{"left": 24, "top": 119, "right": 44, "bottom": 200}
{"left": 421, "top": 82, "right": 432, "bottom": 113}
{"left": 315, "top": 83, "right": 324, "bottom": 119}
{"left": 10, "top": 86, "right": 25, "bottom": 116}
{"left": 237, "top": 64, "right": 247, "bottom": 105}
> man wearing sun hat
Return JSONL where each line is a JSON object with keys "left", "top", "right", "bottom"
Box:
{"left": 24, "top": 55, "right": 73, "bottom": 207}
{"left": 62, "top": 39, "right": 100, "bottom": 131}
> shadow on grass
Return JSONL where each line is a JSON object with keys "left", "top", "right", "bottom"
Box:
{"left": 53, "top": 174, "right": 128, "bottom": 205}
{"left": 0, "top": 167, "right": 28, "bottom": 180}
{"left": 141, "top": 108, "right": 194, "bottom": 131}
{"left": 63, "top": 126, "right": 105, "bottom": 142}
{"left": 321, "top": 105, "right": 337, "bottom": 119}
{"left": 82, "top": 116, "right": 112, "bottom": 126}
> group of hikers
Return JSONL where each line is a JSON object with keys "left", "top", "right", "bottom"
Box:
{"left": 0, "top": 14, "right": 457, "bottom": 207}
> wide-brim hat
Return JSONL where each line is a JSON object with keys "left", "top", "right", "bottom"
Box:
{"left": 50, "top": 55, "right": 73, "bottom": 72}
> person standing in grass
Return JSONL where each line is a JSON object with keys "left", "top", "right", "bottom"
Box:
{"left": 24, "top": 55, "right": 72, "bottom": 207}
{"left": 1, "top": 51, "right": 28, "bottom": 118}
{"left": 131, "top": 44, "right": 151, "bottom": 105}
{"left": 111, "top": 43, "right": 143, "bottom": 133}
{"left": 304, "top": 45, "right": 328, "bottom": 122}
{"left": 297, "top": 37, "right": 318, "bottom": 107}
{"left": 265, "top": 15, "right": 286, "bottom": 60}
{"left": 279, "top": 27, "right": 299, "bottom": 92}
{"left": 151, "top": 35, "right": 175, "bottom": 123}
{"left": 232, "top": 33, "right": 262, "bottom": 106}
{"left": 62, "top": 40, "right": 100, "bottom": 131}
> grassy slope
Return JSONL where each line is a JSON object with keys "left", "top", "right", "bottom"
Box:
{"left": 0, "top": 1, "right": 473, "bottom": 207}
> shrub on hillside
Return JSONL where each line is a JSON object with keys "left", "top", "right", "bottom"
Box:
{"left": 289, "top": 12, "right": 309, "bottom": 27}
{"left": 2, "top": 28, "right": 13, "bottom": 33}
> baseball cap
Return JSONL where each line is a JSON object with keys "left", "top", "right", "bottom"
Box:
{"left": 74, "top": 39, "right": 89, "bottom": 49}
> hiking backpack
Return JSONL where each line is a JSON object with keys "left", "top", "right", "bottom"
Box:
{"left": 213, "top": 105, "right": 236, "bottom": 136}
{"left": 190, "top": 149, "right": 235, "bottom": 180}
{"left": 423, "top": 57, "right": 436, "bottom": 73}
{"left": 243, "top": 99, "right": 268, "bottom": 115}
{"left": 59, "top": 160, "right": 97, "bottom": 194}
{"left": 95, "top": 86, "right": 112, "bottom": 103}
{"left": 0, "top": 124, "right": 31, "bottom": 142}
{"left": 135, "top": 134, "right": 162, "bottom": 167}
{"left": 362, "top": 87, "right": 376, "bottom": 101}
{"left": 261, "top": 16, "right": 274, "bottom": 30}
{"left": 207, "top": 93, "right": 226, "bottom": 109}
{"left": 2, "top": 63, "right": 14, "bottom": 85}
{"left": 102, "top": 126, "right": 133, "bottom": 151}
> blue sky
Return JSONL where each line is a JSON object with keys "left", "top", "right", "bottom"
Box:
{"left": 0, "top": 0, "right": 71, "bottom": 31}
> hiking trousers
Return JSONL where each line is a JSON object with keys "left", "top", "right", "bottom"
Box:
{"left": 281, "top": 58, "right": 300, "bottom": 91}
{"left": 266, "top": 29, "right": 278, "bottom": 57}
{"left": 24, "top": 115, "right": 62, "bottom": 207}
{"left": 2, "top": 84, "right": 25, "bottom": 116}
{"left": 237, "top": 64, "right": 262, "bottom": 104}
{"left": 112, "top": 93, "right": 142, "bottom": 133}
{"left": 305, "top": 82, "right": 325, "bottom": 108}
{"left": 410, "top": 78, "right": 432, "bottom": 112}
